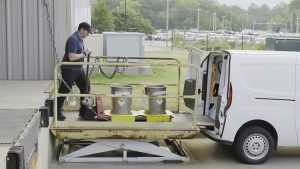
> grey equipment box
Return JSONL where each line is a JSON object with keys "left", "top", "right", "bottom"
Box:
{"left": 266, "top": 37, "right": 300, "bottom": 51}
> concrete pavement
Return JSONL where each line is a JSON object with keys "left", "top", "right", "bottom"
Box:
{"left": 0, "top": 80, "right": 51, "bottom": 109}
{"left": 0, "top": 80, "right": 51, "bottom": 169}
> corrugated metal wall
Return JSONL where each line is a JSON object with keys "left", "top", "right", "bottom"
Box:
{"left": 0, "top": 0, "right": 56, "bottom": 80}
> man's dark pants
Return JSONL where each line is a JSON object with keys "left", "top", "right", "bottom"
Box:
{"left": 57, "top": 68, "right": 90, "bottom": 117}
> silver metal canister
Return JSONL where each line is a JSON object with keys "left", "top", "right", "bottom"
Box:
{"left": 145, "top": 85, "right": 166, "bottom": 114}
{"left": 111, "top": 85, "right": 133, "bottom": 115}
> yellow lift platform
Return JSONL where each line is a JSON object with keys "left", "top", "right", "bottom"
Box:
{"left": 49, "top": 57, "right": 204, "bottom": 163}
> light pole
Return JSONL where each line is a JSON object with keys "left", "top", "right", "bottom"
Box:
{"left": 197, "top": 9, "right": 201, "bottom": 31}
{"left": 125, "top": 0, "right": 127, "bottom": 31}
{"left": 166, "top": 0, "right": 170, "bottom": 47}
{"left": 297, "top": 17, "right": 300, "bottom": 33}
{"left": 225, "top": 7, "right": 227, "bottom": 30}
{"left": 230, "top": 9, "right": 232, "bottom": 31}
{"left": 214, "top": 12, "right": 217, "bottom": 31}
{"left": 242, "top": 13, "right": 247, "bottom": 31}
{"left": 291, "top": 14, "right": 293, "bottom": 33}
{"left": 212, "top": 12, "right": 216, "bottom": 31}
{"left": 221, "top": 16, "right": 225, "bottom": 30}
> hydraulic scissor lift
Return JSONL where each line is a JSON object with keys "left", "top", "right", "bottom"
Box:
{"left": 48, "top": 57, "right": 210, "bottom": 163}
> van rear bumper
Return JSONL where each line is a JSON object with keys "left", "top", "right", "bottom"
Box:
{"left": 201, "top": 128, "right": 233, "bottom": 146}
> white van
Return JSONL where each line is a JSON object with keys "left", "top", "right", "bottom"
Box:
{"left": 185, "top": 49, "right": 300, "bottom": 164}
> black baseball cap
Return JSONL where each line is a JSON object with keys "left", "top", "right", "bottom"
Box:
{"left": 78, "top": 22, "right": 92, "bottom": 34}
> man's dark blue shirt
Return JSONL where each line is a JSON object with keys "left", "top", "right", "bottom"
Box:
{"left": 61, "top": 31, "right": 85, "bottom": 70}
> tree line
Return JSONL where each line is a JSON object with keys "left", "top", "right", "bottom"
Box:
{"left": 91, "top": 0, "right": 300, "bottom": 34}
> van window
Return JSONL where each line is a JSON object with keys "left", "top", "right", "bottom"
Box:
{"left": 241, "top": 65, "right": 295, "bottom": 94}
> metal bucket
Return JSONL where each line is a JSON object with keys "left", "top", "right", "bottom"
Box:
{"left": 111, "top": 85, "right": 133, "bottom": 115}
{"left": 145, "top": 85, "right": 166, "bottom": 114}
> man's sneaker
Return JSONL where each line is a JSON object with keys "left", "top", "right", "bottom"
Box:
{"left": 79, "top": 107, "right": 86, "bottom": 118}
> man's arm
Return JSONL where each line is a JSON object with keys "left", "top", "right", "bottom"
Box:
{"left": 68, "top": 53, "right": 85, "bottom": 61}
{"left": 66, "top": 38, "right": 85, "bottom": 61}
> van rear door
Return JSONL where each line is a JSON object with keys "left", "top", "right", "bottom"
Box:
{"left": 184, "top": 48, "right": 215, "bottom": 127}
{"left": 214, "top": 51, "right": 231, "bottom": 136}
{"left": 184, "top": 49, "right": 231, "bottom": 130}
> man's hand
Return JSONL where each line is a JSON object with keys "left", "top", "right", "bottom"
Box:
{"left": 85, "top": 48, "right": 92, "bottom": 56}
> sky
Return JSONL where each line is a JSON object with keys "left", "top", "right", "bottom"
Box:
{"left": 217, "top": 0, "right": 291, "bottom": 9}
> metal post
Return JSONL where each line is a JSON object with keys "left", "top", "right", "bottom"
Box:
{"left": 177, "top": 54, "right": 181, "bottom": 112}
{"left": 125, "top": 0, "right": 127, "bottom": 31}
{"left": 241, "top": 14, "right": 244, "bottom": 31}
{"left": 212, "top": 12, "right": 216, "bottom": 31}
{"left": 230, "top": 9, "right": 232, "bottom": 31}
{"left": 225, "top": 7, "right": 227, "bottom": 30}
{"left": 54, "top": 65, "right": 58, "bottom": 127}
{"left": 166, "top": 0, "right": 169, "bottom": 47}
{"left": 197, "top": 9, "right": 200, "bottom": 31}
{"left": 214, "top": 12, "right": 216, "bottom": 31}
{"left": 242, "top": 34, "right": 244, "bottom": 50}
{"left": 242, "top": 13, "right": 246, "bottom": 30}
{"left": 221, "top": 16, "right": 225, "bottom": 30}
{"left": 297, "top": 17, "right": 299, "bottom": 33}
{"left": 206, "top": 32, "right": 209, "bottom": 51}
{"left": 291, "top": 14, "right": 293, "bottom": 33}
{"left": 172, "top": 29, "right": 174, "bottom": 51}
{"left": 211, "top": 13, "right": 213, "bottom": 31}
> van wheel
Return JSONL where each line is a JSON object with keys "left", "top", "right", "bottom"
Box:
{"left": 234, "top": 126, "right": 274, "bottom": 164}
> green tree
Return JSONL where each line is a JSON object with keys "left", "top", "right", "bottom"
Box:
{"left": 271, "top": 3, "right": 289, "bottom": 32}
{"left": 289, "top": 0, "right": 300, "bottom": 11}
{"left": 169, "top": 0, "right": 200, "bottom": 29}
{"left": 289, "top": 0, "right": 300, "bottom": 32}
{"left": 91, "top": 0, "right": 293, "bottom": 32}
{"left": 91, "top": 0, "right": 114, "bottom": 33}
{"left": 92, "top": 0, "right": 154, "bottom": 34}
{"left": 140, "top": 0, "right": 165, "bottom": 29}
{"left": 103, "top": 0, "right": 120, "bottom": 9}
{"left": 112, "top": 8, "right": 154, "bottom": 35}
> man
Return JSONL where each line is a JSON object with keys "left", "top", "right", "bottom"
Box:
{"left": 57, "top": 22, "right": 92, "bottom": 121}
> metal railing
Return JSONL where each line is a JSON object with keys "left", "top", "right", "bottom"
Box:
{"left": 53, "top": 60, "right": 199, "bottom": 129}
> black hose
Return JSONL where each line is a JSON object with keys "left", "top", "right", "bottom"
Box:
{"left": 85, "top": 53, "right": 91, "bottom": 93}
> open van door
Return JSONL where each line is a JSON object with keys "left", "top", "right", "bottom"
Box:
{"left": 184, "top": 48, "right": 206, "bottom": 110}
{"left": 192, "top": 50, "right": 231, "bottom": 136}
{"left": 214, "top": 51, "right": 231, "bottom": 136}
{"left": 184, "top": 49, "right": 231, "bottom": 129}
{"left": 184, "top": 48, "right": 216, "bottom": 127}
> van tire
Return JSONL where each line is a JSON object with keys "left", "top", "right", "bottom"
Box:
{"left": 234, "top": 126, "right": 274, "bottom": 164}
